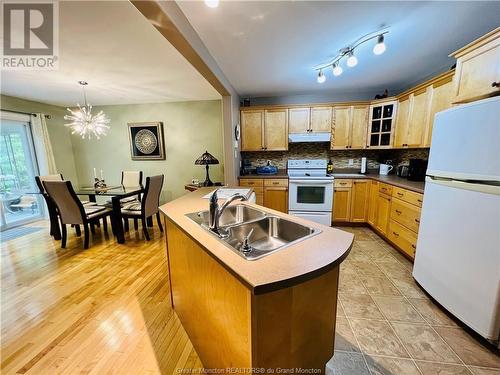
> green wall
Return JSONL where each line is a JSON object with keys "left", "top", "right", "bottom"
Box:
{"left": 0, "top": 94, "right": 79, "bottom": 183}
{"left": 70, "top": 100, "right": 224, "bottom": 202}
{"left": 1, "top": 95, "right": 224, "bottom": 202}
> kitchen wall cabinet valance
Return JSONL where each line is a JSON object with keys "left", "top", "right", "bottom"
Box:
{"left": 331, "top": 105, "right": 369, "bottom": 150}
{"left": 366, "top": 99, "right": 397, "bottom": 149}
{"left": 241, "top": 109, "right": 288, "bottom": 151}
{"left": 451, "top": 27, "right": 499, "bottom": 104}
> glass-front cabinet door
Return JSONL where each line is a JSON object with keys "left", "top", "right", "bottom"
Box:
{"left": 367, "top": 100, "right": 397, "bottom": 149}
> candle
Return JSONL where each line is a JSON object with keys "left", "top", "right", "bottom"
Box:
{"left": 100, "top": 169, "right": 104, "bottom": 180}
{"left": 93, "top": 168, "right": 97, "bottom": 179}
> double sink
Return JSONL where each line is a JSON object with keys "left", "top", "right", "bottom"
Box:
{"left": 185, "top": 204, "right": 321, "bottom": 260}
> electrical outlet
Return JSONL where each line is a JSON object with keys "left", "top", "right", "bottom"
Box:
{"left": 348, "top": 158, "right": 354, "bottom": 166}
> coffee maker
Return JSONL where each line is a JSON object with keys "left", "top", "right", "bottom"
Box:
{"left": 407, "top": 159, "right": 428, "bottom": 181}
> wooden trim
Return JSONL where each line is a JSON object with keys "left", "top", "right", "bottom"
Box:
{"left": 241, "top": 100, "right": 374, "bottom": 112}
{"left": 397, "top": 70, "right": 455, "bottom": 98}
{"left": 450, "top": 27, "right": 500, "bottom": 58}
{"left": 131, "top": 0, "right": 230, "bottom": 96}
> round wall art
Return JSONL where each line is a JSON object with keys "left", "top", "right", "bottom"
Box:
{"left": 134, "top": 129, "right": 158, "bottom": 154}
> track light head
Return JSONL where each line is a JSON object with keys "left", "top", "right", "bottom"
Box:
{"left": 373, "top": 34, "right": 386, "bottom": 55}
{"left": 346, "top": 51, "right": 358, "bottom": 68}
{"left": 332, "top": 63, "right": 343, "bottom": 76}
{"left": 317, "top": 69, "right": 326, "bottom": 83}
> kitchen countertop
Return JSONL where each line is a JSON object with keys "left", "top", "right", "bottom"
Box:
{"left": 238, "top": 170, "right": 288, "bottom": 179}
{"left": 159, "top": 187, "right": 353, "bottom": 294}
{"left": 238, "top": 169, "right": 425, "bottom": 194}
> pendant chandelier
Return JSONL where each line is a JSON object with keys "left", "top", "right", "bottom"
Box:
{"left": 64, "top": 81, "right": 110, "bottom": 139}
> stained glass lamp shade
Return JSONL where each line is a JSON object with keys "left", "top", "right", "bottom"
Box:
{"left": 195, "top": 151, "right": 219, "bottom": 186}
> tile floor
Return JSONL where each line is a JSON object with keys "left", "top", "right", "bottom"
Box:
{"left": 327, "top": 227, "right": 500, "bottom": 375}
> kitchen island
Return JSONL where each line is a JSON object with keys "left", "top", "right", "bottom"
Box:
{"left": 159, "top": 188, "right": 353, "bottom": 372}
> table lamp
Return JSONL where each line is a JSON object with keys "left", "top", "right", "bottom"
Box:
{"left": 195, "top": 151, "right": 219, "bottom": 186}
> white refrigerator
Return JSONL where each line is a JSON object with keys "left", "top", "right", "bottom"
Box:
{"left": 413, "top": 96, "right": 500, "bottom": 345}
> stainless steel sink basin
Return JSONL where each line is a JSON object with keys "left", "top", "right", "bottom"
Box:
{"left": 185, "top": 204, "right": 321, "bottom": 260}
{"left": 185, "top": 204, "right": 266, "bottom": 228}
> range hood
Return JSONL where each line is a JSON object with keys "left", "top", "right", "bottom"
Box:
{"left": 289, "top": 132, "right": 331, "bottom": 143}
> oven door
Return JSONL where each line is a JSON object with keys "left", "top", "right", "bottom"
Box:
{"left": 288, "top": 179, "right": 333, "bottom": 212}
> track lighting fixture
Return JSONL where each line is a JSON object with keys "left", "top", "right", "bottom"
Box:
{"left": 204, "top": 0, "right": 219, "bottom": 8}
{"left": 332, "top": 63, "right": 343, "bottom": 76}
{"left": 317, "top": 69, "right": 326, "bottom": 83}
{"left": 373, "top": 34, "right": 386, "bottom": 55}
{"left": 346, "top": 51, "right": 358, "bottom": 68}
{"left": 314, "top": 28, "right": 389, "bottom": 83}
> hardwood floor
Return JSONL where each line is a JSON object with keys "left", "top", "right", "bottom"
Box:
{"left": 1, "top": 219, "right": 202, "bottom": 375}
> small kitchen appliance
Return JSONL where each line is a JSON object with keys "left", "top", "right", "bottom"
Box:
{"left": 256, "top": 161, "right": 278, "bottom": 175}
{"left": 407, "top": 158, "right": 428, "bottom": 181}
{"left": 288, "top": 159, "right": 334, "bottom": 225}
{"left": 397, "top": 165, "right": 409, "bottom": 177}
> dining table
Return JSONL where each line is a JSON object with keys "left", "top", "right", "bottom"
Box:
{"left": 74, "top": 185, "right": 143, "bottom": 244}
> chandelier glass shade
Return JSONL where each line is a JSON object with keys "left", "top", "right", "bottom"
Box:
{"left": 64, "top": 81, "right": 110, "bottom": 139}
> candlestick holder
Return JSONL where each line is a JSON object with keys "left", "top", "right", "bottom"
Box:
{"left": 94, "top": 178, "right": 107, "bottom": 190}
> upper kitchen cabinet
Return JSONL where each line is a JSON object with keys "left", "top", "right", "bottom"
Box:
{"left": 331, "top": 104, "right": 369, "bottom": 150}
{"left": 394, "top": 88, "right": 429, "bottom": 148}
{"left": 264, "top": 109, "right": 288, "bottom": 151}
{"left": 395, "top": 70, "right": 454, "bottom": 148}
{"left": 366, "top": 99, "right": 397, "bottom": 149}
{"left": 241, "top": 108, "right": 288, "bottom": 151}
{"left": 241, "top": 110, "right": 264, "bottom": 151}
{"left": 310, "top": 106, "right": 333, "bottom": 133}
{"left": 288, "top": 107, "right": 310, "bottom": 134}
{"left": 424, "top": 71, "right": 454, "bottom": 146}
{"left": 451, "top": 28, "right": 500, "bottom": 104}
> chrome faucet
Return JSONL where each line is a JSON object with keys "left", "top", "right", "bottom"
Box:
{"left": 209, "top": 189, "right": 247, "bottom": 237}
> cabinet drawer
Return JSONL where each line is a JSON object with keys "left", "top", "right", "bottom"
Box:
{"left": 388, "top": 220, "right": 417, "bottom": 259}
{"left": 239, "top": 179, "right": 264, "bottom": 187}
{"left": 390, "top": 198, "right": 421, "bottom": 233}
{"left": 335, "top": 179, "right": 352, "bottom": 188}
{"left": 378, "top": 183, "right": 393, "bottom": 196}
{"left": 264, "top": 179, "right": 288, "bottom": 187}
{"left": 392, "top": 186, "right": 423, "bottom": 207}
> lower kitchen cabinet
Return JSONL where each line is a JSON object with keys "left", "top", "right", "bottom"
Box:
{"left": 388, "top": 220, "right": 418, "bottom": 259}
{"left": 367, "top": 180, "right": 379, "bottom": 226}
{"left": 263, "top": 179, "right": 288, "bottom": 213}
{"left": 375, "top": 192, "right": 392, "bottom": 235}
{"left": 240, "top": 178, "right": 288, "bottom": 213}
{"left": 350, "top": 180, "right": 370, "bottom": 222}
{"left": 333, "top": 187, "right": 352, "bottom": 222}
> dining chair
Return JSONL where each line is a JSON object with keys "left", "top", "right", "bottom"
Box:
{"left": 120, "top": 170, "right": 143, "bottom": 230}
{"left": 121, "top": 175, "right": 164, "bottom": 241}
{"left": 43, "top": 180, "right": 113, "bottom": 249}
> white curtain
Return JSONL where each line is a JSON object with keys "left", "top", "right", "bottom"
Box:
{"left": 31, "top": 113, "right": 57, "bottom": 175}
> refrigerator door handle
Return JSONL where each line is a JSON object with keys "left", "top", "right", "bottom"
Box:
{"left": 426, "top": 176, "right": 500, "bottom": 196}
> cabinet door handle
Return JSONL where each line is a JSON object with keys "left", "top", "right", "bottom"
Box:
{"left": 415, "top": 218, "right": 420, "bottom": 223}
{"left": 397, "top": 192, "right": 404, "bottom": 196}
{"left": 492, "top": 82, "right": 500, "bottom": 88}
{"left": 411, "top": 244, "right": 416, "bottom": 249}
{"left": 392, "top": 231, "right": 399, "bottom": 237}
{"left": 395, "top": 209, "right": 402, "bottom": 214}
{"left": 417, "top": 199, "right": 423, "bottom": 203}
{"left": 272, "top": 181, "right": 279, "bottom": 185}
{"left": 340, "top": 182, "right": 347, "bottom": 185}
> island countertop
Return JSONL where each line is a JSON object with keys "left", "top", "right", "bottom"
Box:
{"left": 159, "top": 187, "right": 354, "bottom": 294}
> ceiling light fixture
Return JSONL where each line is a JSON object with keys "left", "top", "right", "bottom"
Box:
{"left": 317, "top": 69, "right": 326, "bottom": 83}
{"left": 313, "top": 28, "right": 389, "bottom": 82}
{"left": 346, "top": 50, "right": 358, "bottom": 68}
{"left": 64, "top": 81, "right": 110, "bottom": 140}
{"left": 204, "top": 0, "right": 219, "bottom": 8}
{"left": 373, "top": 34, "right": 386, "bottom": 55}
{"left": 332, "top": 63, "right": 343, "bottom": 76}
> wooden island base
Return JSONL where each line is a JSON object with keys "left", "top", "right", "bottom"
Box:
{"left": 166, "top": 218, "right": 340, "bottom": 371}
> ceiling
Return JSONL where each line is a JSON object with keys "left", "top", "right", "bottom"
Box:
{"left": 1, "top": 1, "right": 220, "bottom": 107}
{"left": 177, "top": 1, "right": 500, "bottom": 98}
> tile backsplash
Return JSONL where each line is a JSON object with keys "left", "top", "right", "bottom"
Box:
{"left": 241, "top": 143, "right": 429, "bottom": 170}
